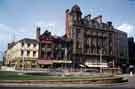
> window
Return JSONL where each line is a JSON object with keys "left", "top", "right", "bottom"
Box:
{"left": 47, "top": 51, "right": 51, "bottom": 57}
{"left": 47, "top": 44, "right": 52, "bottom": 48}
{"left": 91, "top": 48, "right": 94, "bottom": 54}
{"left": 33, "top": 44, "right": 37, "bottom": 48}
{"left": 27, "top": 43, "right": 30, "bottom": 47}
{"left": 21, "top": 42, "right": 24, "bottom": 47}
{"left": 77, "top": 41, "right": 81, "bottom": 48}
{"left": 73, "top": 16, "right": 77, "bottom": 22}
{"left": 21, "top": 50, "right": 24, "bottom": 56}
{"left": 33, "top": 51, "right": 36, "bottom": 57}
{"left": 27, "top": 51, "right": 30, "bottom": 56}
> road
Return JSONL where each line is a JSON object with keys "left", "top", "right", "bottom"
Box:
{"left": 109, "top": 75, "right": 135, "bottom": 88}
{"left": 0, "top": 75, "right": 135, "bottom": 89}
{"left": 0, "top": 87, "right": 134, "bottom": 89}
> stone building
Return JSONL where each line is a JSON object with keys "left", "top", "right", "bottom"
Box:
{"left": 4, "top": 38, "right": 38, "bottom": 69}
{"left": 65, "top": 5, "right": 128, "bottom": 69}
{"left": 128, "top": 37, "right": 135, "bottom": 65}
{"left": 114, "top": 30, "right": 129, "bottom": 66}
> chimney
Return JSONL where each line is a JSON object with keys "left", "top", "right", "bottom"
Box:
{"left": 8, "top": 43, "right": 11, "bottom": 49}
{"left": 107, "top": 21, "right": 112, "bottom": 27}
{"left": 84, "top": 14, "right": 91, "bottom": 21}
{"left": 65, "top": 9, "right": 70, "bottom": 38}
{"left": 93, "top": 15, "right": 102, "bottom": 23}
{"left": 36, "top": 27, "right": 41, "bottom": 41}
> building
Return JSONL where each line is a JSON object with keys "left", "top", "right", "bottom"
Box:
{"left": 115, "top": 30, "right": 129, "bottom": 66}
{"left": 114, "top": 30, "right": 129, "bottom": 73}
{"left": 4, "top": 38, "right": 38, "bottom": 69}
{"left": 3, "top": 5, "right": 129, "bottom": 71}
{"left": 37, "top": 28, "right": 72, "bottom": 68}
{"left": 65, "top": 5, "right": 128, "bottom": 69}
{"left": 0, "top": 61, "right": 2, "bottom": 69}
{"left": 128, "top": 37, "right": 135, "bottom": 65}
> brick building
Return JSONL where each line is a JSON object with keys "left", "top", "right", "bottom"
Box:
{"left": 36, "top": 27, "right": 72, "bottom": 68}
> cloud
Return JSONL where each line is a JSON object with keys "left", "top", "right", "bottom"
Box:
{"left": 116, "top": 23, "right": 135, "bottom": 38}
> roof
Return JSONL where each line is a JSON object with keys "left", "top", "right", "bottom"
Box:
{"left": 7, "top": 38, "right": 38, "bottom": 50}
{"left": 19, "top": 38, "right": 38, "bottom": 44}
{"left": 71, "top": 4, "right": 82, "bottom": 14}
{"left": 114, "top": 29, "right": 127, "bottom": 35}
{"left": 8, "top": 42, "right": 16, "bottom": 49}
{"left": 71, "top": 4, "right": 81, "bottom": 12}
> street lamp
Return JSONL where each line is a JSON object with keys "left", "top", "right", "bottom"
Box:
{"left": 22, "top": 56, "right": 24, "bottom": 72}
{"left": 99, "top": 48, "right": 103, "bottom": 73}
{"left": 64, "top": 48, "right": 67, "bottom": 70}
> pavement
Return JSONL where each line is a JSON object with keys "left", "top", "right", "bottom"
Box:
{"left": 0, "top": 74, "right": 135, "bottom": 89}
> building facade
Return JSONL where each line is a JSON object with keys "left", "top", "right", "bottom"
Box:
{"left": 128, "top": 37, "right": 135, "bottom": 65}
{"left": 65, "top": 5, "right": 128, "bottom": 69}
{"left": 4, "top": 38, "right": 38, "bottom": 69}
{"left": 37, "top": 28, "right": 72, "bottom": 68}
{"left": 3, "top": 5, "right": 129, "bottom": 71}
{"left": 115, "top": 30, "right": 129, "bottom": 66}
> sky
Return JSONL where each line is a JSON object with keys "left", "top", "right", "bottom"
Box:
{"left": 0, "top": 0, "right": 135, "bottom": 59}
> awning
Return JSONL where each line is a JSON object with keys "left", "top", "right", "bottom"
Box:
{"left": 80, "top": 64, "right": 86, "bottom": 67}
{"left": 85, "top": 62, "right": 108, "bottom": 68}
{"left": 53, "top": 60, "right": 72, "bottom": 63}
{"left": 37, "top": 60, "right": 53, "bottom": 64}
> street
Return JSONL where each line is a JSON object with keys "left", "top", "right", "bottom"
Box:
{"left": 0, "top": 87, "right": 134, "bottom": 89}
{"left": 0, "top": 75, "right": 135, "bottom": 89}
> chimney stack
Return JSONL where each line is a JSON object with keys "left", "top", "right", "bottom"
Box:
{"left": 36, "top": 27, "right": 41, "bottom": 41}
{"left": 93, "top": 15, "right": 102, "bottom": 23}
{"left": 107, "top": 21, "right": 112, "bottom": 27}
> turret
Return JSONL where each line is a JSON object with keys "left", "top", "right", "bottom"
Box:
{"left": 70, "top": 4, "right": 82, "bottom": 23}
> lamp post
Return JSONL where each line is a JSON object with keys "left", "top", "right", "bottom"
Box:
{"left": 64, "top": 48, "right": 67, "bottom": 70}
{"left": 112, "top": 59, "right": 115, "bottom": 75}
{"left": 22, "top": 55, "right": 25, "bottom": 72}
{"left": 99, "top": 48, "right": 103, "bottom": 73}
